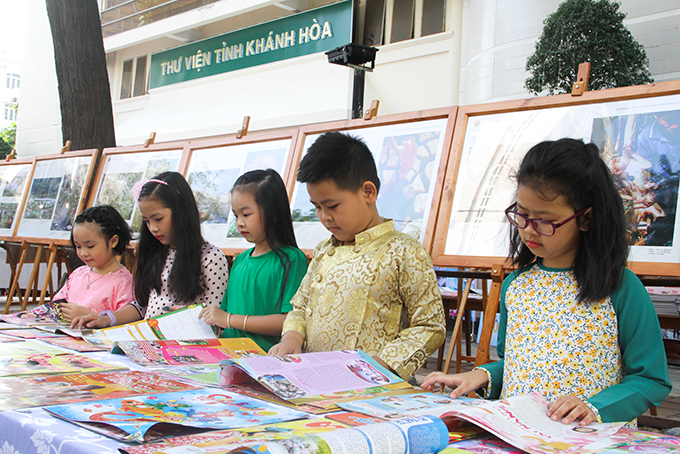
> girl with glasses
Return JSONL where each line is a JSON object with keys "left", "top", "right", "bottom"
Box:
{"left": 424, "top": 138, "right": 670, "bottom": 426}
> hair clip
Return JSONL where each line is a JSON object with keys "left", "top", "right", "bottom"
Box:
{"left": 147, "top": 179, "right": 169, "bottom": 186}
{"left": 132, "top": 178, "right": 168, "bottom": 206}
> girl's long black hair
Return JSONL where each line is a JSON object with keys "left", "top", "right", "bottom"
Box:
{"left": 134, "top": 171, "right": 205, "bottom": 307}
{"left": 509, "top": 139, "right": 629, "bottom": 301}
{"left": 232, "top": 169, "right": 300, "bottom": 307}
{"left": 72, "top": 205, "right": 132, "bottom": 256}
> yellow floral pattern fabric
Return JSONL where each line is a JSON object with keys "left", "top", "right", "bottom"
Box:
{"left": 501, "top": 266, "right": 623, "bottom": 402}
{"left": 282, "top": 220, "right": 446, "bottom": 380}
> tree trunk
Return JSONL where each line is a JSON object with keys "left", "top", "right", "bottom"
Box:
{"left": 45, "top": 0, "right": 116, "bottom": 151}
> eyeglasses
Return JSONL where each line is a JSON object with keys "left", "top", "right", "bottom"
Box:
{"left": 504, "top": 202, "right": 588, "bottom": 236}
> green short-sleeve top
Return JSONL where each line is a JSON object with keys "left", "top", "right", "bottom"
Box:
{"left": 220, "top": 245, "right": 308, "bottom": 351}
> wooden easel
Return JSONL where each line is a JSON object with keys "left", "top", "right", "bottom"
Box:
{"left": 1, "top": 144, "right": 98, "bottom": 314}
{"left": 2, "top": 241, "right": 71, "bottom": 313}
{"left": 440, "top": 264, "right": 505, "bottom": 374}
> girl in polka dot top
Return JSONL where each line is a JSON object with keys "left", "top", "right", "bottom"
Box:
{"left": 72, "top": 171, "right": 229, "bottom": 329}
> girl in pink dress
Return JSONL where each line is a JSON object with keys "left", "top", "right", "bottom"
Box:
{"left": 57, "top": 205, "right": 134, "bottom": 324}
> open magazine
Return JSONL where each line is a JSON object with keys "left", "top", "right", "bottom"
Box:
{"left": 82, "top": 304, "right": 217, "bottom": 347}
{"left": 111, "top": 337, "right": 265, "bottom": 367}
{"left": 0, "top": 299, "right": 67, "bottom": 326}
{"left": 395, "top": 392, "right": 624, "bottom": 454}
{"left": 219, "top": 350, "right": 411, "bottom": 404}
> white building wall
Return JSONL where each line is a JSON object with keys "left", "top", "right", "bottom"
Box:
{"left": 14, "top": 0, "right": 680, "bottom": 154}
{"left": 0, "top": 54, "right": 21, "bottom": 133}
{"left": 114, "top": 52, "right": 354, "bottom": 146}
{"left": 106, "top": 0, "right": 465, "bottom": 145}
{"left": 14, "top": 0, "right": 62, "bottom": 158}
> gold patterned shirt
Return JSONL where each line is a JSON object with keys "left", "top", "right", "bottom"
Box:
{"left": 282, "top": 220, "right": 446, "bottom": 380}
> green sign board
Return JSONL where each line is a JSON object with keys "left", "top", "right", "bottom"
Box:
{"left": 149, "top": 1, "right": 352, "bottom": 89}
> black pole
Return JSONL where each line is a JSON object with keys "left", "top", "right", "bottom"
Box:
{"left": 352, "top": 68, "right": 365, "bottom": 119}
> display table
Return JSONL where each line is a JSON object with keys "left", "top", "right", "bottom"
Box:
{"left": 1, "top": 406, "right": 124, "bottom": 454}
{"left": 0, "top": 351, "right": 142, "bottom": 454}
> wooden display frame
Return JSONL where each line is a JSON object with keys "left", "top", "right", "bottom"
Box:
{"left": 0, "top": 157, "right": 36, "bottom": 242}
{"left": 182, "top": 129, "right": 301, "bottom": 256}
{"left": 431, "top": 81, "right": 680, "bottom": 277}
{"left": 288, "top": 107, "right": 458, "bottom": 254}
{"left": 13, "top": 149, "right": 99, "bottom": 245}
{"left": 86, "top": 141, "right": 188, "bottom": 235}
{"left": 2, "top": 149, "right": 98, "bottom": 311}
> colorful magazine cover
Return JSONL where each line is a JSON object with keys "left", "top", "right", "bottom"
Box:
{"left": 43, "top": 387, "right": 310, "bottom": 444}
{"left": 324, "top": 411, "right": 386, "bottom": 426}
{"left": 578, "top": 428, "right": 679, "bottom": 453}
{"left": 118, "top": 418, "right": 351, "bottom": 454}
{"left": 0, "top": 370, "right": 199, "bottom": 410}
{"left": 302, "top": 384, "right": 423, "bottom": 411}
{"left": 0, "top": 328, "right": 63, "bottom": 339}
{"left": 0, "top": 339, "right": 73, "bottom": 356}
{"left": 221, "top": 383, "right": 335, "bottom": 415}
{"left": 0, "top": 299, "right": 67, "bottom": 326}
{"left": 0, "top": 353, "right": 127, "bottom": 377}
{"left": 34, "top": 324, "right": 85, "bottom": 338}
{"left": 222, "top": 415, "right": 449, "bottom": 454}
{"left": 40, "top": 336, "right": 107, "bottom": 352}
{"left": 219, "top": 350, "right": 407, "bottom": 404}
{"left": 0, "top": 333, "right": 23, "bottom": 342}
{"left": 112, "top": 337, "right": 265, "bottom": 367}
{"left": 336, "top": 391, "right": 468, "bottom": 419}
{"left": 155, "top": 364, "right": 222, "bottom": 387}
{"left": 0, "top": 322, "right": 25, "bottom": 329}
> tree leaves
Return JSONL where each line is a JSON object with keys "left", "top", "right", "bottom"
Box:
{"left": 525, "top": 0, "right": 652, "bottom": 95}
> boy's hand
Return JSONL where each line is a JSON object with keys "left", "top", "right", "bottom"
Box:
{"left": 421, "top": 369, "right": 489, "bottom": 398}
{"left": 60, "top": 302, "right": 95, "bottom": 322}
{"left": 269, "top": 332, "right": 303, "bottom": 356}
{"left": 547, "top": 395, "right": 597, "bottom": 426}
{"left": 70, "top": 314, "right": 110, "bottom": 330}
{"left": 199, "top": 305, "right": 228, "bottom": 328}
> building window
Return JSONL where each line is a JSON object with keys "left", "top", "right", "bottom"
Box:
{"left": 6, "top": 73, "right": 20, "bottom": 90}
{"left": 362, "top": 0, "right": 446, "bottom": 46}
{"left": 421, "top": 0, "right": 446, "bottom": 37}
{"left": 4, "top": 104, "right": 16, "bottom": 121}
{"left": 120, "top": 55, "right": 148, "bottom": 99}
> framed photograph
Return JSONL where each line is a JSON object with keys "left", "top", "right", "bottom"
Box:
{"left": 89, "top": 145, "right": 185, "bottom": 234}
{"left": 430, "top": 81, "right": 680, "bottom": 276}
{"left": 15, "top": 150, "right": 98, "bottom": 243}
{"left": 184, "top": 131, "right": 298, "bottom": 252}
{"left": 289, "top": 108, "right": 456, "bottom": 252}
{"left": 0, "top": 158, "right": 35, "bottom": 240}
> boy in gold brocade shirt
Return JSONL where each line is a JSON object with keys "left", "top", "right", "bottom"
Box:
{"left": 269, "top": 132, "right": 446, "bottom": 380}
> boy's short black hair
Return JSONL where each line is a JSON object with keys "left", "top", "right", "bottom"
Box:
{"left": 297, "top": 131, "right": 381, "bottom": 193}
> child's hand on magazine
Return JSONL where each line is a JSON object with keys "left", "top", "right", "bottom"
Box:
{"left": 269, "top": 332, "right": 303, "bottom": 356}
{"left": 421, "top": 369, "right": 489, "bottom": 398}
{"left": 71, "top": 313, "right": 110, "bottom": 330}
{"left": 547, "top": 395, "right": 597, "bottom": 426}
{"left": 60, "top": 302, "right": 95, "bottom": 322}
{"left": 198, "top": 305, "right": 228, "bottom": 328}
